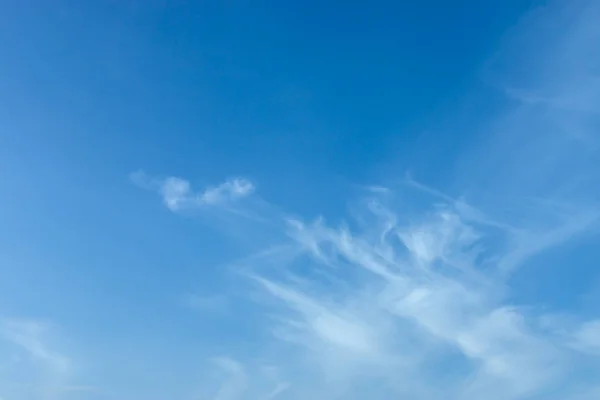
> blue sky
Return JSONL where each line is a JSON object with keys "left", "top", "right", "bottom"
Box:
{"left": 1, "top": 0, "right": 600, "bottom": 399}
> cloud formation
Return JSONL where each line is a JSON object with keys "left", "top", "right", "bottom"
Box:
{"left": 131, "top": 171, "right": 255, "bottom": 212}
{"left": 163, "top": 174, "right": 598, "bottom": 399}
{"left": 134, "top": 1, "right": 600, "bottom": 399}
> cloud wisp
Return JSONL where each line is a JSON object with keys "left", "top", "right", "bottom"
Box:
{"left": 131, "top": 171, "right": 255, "bottom": 213}
{"left": 0, "top": 318, "right": 93, "bottom": 399}
{"left": 1, "top": 319, "right": 70, "bottom": 376}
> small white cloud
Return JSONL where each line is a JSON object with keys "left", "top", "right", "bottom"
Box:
{"left": 201, "top": 178, "right": 255, "bottom": 205}
{"left": 131, "top": 171, "right": 255, "bottom": 212}
{"left": 160, "top": 176, "right": 192, "bottom": 211}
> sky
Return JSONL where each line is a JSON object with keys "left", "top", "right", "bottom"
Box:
{"left": 1, "top": 0, "right": 600, "bottom": 399}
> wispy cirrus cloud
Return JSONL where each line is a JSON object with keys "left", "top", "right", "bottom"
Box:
{"left": 135, "top": 1, "right": 600, "bottom": 399}
{"left": 153, "top": 174, "right": 598, "bottom": 399}
{"left": 0, "top": 318, "right": 95, "bottom": 399}
{"left": 134, "top": 168, "right": 599, "bottom": 400}
{"left": 1, "top": 318, "right": 70, "bottom": 377}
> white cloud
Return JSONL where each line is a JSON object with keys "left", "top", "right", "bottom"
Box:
{"left": 157, "top": 167, "right": 598, "bottom": 399}
{"left": 233, "top": 189, "right": 597, "bottom": 399}
{"left": 201, "top": 178, "right": 255, "bottom": 206}
{"left": 252, "top": 276, "right": 381, "bottom": 357}
{"left": 150, "top": 174, "right": 598, "bottom": 398}
{"left": 160, "top": 176, "right": 193, "bottom": 211}
{"left": 131, "top": 171, "right": 255, "bottom": 212}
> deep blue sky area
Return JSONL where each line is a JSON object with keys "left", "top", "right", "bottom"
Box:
{"left": 1, "top": 1, "right": 537, "bottom": 203}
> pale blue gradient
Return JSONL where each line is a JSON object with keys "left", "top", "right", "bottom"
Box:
{"left": 1, "top": 1, "right": 599, "bottom": 399}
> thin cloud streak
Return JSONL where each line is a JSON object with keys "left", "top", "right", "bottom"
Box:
{"left": 0, "top": 318, "right": 91, "bottom": 400}
{"left": 1, "top": 319, "right": 70, "bottom": 376}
